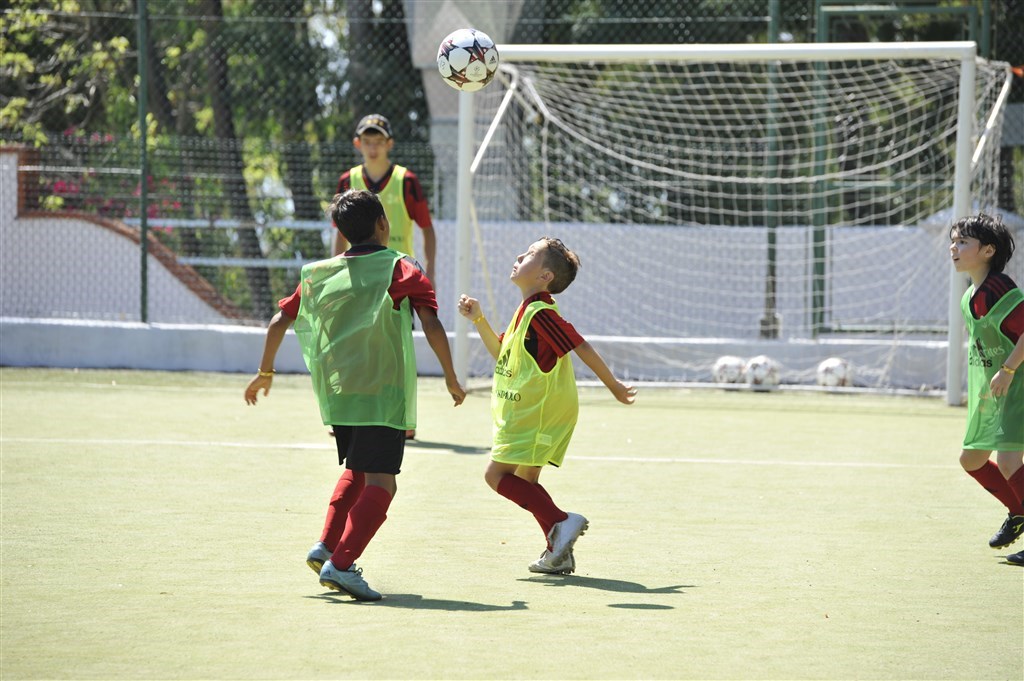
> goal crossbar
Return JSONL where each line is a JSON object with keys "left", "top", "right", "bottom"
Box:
{"left": 497, "top": 41, "right": 977, "bottom": 63}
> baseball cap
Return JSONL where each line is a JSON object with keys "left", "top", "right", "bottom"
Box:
{"left": 355, "top": 114, "right": 392, "bottom": 139}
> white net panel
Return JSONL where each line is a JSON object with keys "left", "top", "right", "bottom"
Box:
{"left": 461, "top": 54, "right": 1014, "bottom": 390}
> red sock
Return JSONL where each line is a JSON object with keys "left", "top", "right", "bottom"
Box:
{"left": 1009, "top": 466, "right": 1024, "bottom": 507}
{"left": 968, "top": 461, "right": 1024, "bottom": 514}
{"left": 496, "top": 476, "right": 568, "bottom": 547}
{"left": 329, "top": 485, "right": 391, "bottom": 570}
{"left": 320, "top": 470, "right": 365, "bottom": 550}
{"left": 534, "top": 484, "right": 560, "bottom": 542}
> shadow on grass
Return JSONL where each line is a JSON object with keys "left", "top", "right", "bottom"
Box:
{"left": 519, "top": 574, "right": 692, "bottom": 595}
{"left": 308, "top": 593, "right": 528, "bottom": 611}
{"left": 406, "top": 440, "right": 490, "bottom": 456}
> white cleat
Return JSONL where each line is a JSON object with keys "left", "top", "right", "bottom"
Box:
{"left": 547, "top": 512, "right": 588, "bottom": 563}
{"left": 528, "top": 549, "right": 576, "bottom": 575}
{"left": 306, "top": 541, "right": 331, "bottom": 574}
{"left": 319, "top": 560, "right": 382, "bottom": 601}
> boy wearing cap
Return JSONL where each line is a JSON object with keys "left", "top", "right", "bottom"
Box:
{"left": 334, "top": 114, "right": 436, "bottom": 284}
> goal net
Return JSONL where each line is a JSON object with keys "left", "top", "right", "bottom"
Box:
{"left": 454, "top": 43, "right": 1014, "bottom": 399}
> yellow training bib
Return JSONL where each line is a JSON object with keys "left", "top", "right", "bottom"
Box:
{"left": 491, "top": 300, "right": 579, "bottom": 467}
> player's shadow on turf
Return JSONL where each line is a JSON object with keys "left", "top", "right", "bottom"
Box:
{"left": 520, "top": 575, "right": 691, "bottom": 595}
{"left": 310, "top": 593, "right": 528, "bottom": 611}
{"left": 406, "top": 440, "right": 490, "bottom": 455}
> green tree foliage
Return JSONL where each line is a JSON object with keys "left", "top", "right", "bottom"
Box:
{"left": 1, "top": 0, "right": 137, "bottom": 143}
{"left": 0, "top": 0, "right": 432, "bottom": 317}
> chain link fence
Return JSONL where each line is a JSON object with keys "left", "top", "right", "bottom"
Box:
{"left": 2, "top": 0, "right": 1022, "bottom": 327}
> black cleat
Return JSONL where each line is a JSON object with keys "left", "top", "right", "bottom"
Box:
{"left": 1006, "top": 550, "right": 1024, "bottom": 566}
{"left": 988, "top": 513, "right": 1024, "bottom": 548}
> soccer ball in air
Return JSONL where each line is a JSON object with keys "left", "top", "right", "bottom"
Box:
{"left": 712, "top": 356, "right": 746, "bottom": 384}
{"left": 816, "top": 357, "right": 852, "bottom": 387}
{"left": 744, "top": 355, "right": 780, "bottom": 390}
{"left": 437, "top": 28, "right": 500, "bottom": 92}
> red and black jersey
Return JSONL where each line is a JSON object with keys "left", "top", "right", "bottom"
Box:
{"left": 970, "top": 272, "right": 1024, "bottom": 343}
{"left": 278, "top": 245, "right": 437, "bottom": 319}
{"left": 498, "top": 291, "right": 585, "bottom": 373}
{"left": 336, "top": 165, "right": 433, "bottom": 229}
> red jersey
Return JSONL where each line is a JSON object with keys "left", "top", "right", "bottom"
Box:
{"left": 499, "top": 291, "right": 585, "bottom": 373}
{"left": 969, "top": 272, "right": 1024, "bottom": 343}
{"left": 337, "top": 165, "right": 432, "bottom": 230}
{"left": 278, "top": 245, "right": 437, "bottom": 319}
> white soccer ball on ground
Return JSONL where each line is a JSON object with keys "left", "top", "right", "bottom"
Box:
{"left": 712, "top": 355, "right": 746, "bottom": 384}
{"left": 816, "top": 357, "right": 852, "bottom": 387}
{"left": 744, "top": 355, "right": 780, "bottom": 389}
{"left": 437, "top": 28, "right": 500, "bottom": 92}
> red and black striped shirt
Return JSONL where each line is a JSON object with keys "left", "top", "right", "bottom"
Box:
{"left": 970, "top": 272, "right": 1024, "bottom": 343}
{"left": 499, "top": 291, "right": 585, "bottom": 373}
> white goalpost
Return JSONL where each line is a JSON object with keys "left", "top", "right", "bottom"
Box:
{"left": 451, "top": 42, "right": 1013, "bottom": 405}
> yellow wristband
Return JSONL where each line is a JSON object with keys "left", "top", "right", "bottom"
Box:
{"left": 1002, "top": 364, "right": 1017, "bottom": 375}
{"left": 257, "top": 369, "right": 275, "bottom": 377}
{"left": 472, "top": 315, "right": 484, "bottom": 324}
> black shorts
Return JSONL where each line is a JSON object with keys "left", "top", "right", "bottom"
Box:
{"left": 332, "top": 425, "right": 406, "bottom": 475}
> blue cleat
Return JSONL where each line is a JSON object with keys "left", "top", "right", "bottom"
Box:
{"left": 989, "top": 513, "right": 1024, "bottom": 549}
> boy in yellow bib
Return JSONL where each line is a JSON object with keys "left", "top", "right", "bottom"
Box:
{"left": 333, "top": 114, "right": 436, "bottom": 282}
{"left": 335, "top": 113, "right": 437, "bottom": 441}
{"left": 459, "top": 238, "right": 636, "bottom": 574}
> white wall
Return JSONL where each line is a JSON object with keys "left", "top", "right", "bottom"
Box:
{"left": 0, "top": 148, "right": 988, "bottom": 389}
{"left": 0, "top": 152, "right": 233, "bottom": 324}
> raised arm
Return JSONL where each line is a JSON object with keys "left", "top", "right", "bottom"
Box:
{"left": 458, "top": 294, "right": 501, "bottom": 360}
{"left": 417, "top": 307, "right": 466, "bottom": 406}
{"left": 573, "top": 341, "right": 637, "bottom": 405}
{"left": 244, "top": 310, "right": 295, "bottom": 405}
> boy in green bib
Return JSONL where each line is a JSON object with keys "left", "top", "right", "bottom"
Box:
{"left": 245, "top": 190, "right": 466, "bottom": 599}
{"left": 458, "top": 238, "right": 636, "bottom": 575}
{"left": 949, "top": 213, "right": 1024, "bottom": 566}
{"left": 334, "top": 113, "right": 437, "bottom": 441}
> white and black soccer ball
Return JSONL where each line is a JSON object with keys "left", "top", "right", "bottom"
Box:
{"left": 816, "top": 357, "right": 852, "bottom": 387}
{"left": 437, "top": 28, "right": 500, "bottom": 92}
{"left": 712, "top": 355, "right": 746, "bottom": 384}
{"left": 744, "top": 355, "right": 780, "bottom": 389}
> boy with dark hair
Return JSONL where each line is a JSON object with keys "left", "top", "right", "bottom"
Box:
{"left": 245, "top": 189, "right": 466, "bottom": 599}
{"left": 337, "top": 113, "right": 436, "bottom": 441}
{"left": 949, "top": 213, "right": 1024, "bottom": 566}
{"left": 458, "top": 237, "right": 636, "bottom": 575}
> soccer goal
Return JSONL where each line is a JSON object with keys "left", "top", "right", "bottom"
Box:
{"left": 450, "top": 42, "right": 1013, "bottom": 405}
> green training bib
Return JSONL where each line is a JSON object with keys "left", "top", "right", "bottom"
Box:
{"left": 294, "top": 249, "right": 417, "bottom": 429}
{"left": 961, "top": 285, "right": 1024, "bottom": 449}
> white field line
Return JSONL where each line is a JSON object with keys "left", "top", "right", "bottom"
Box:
{"left": 0, "top": 437, "right": 956, "bottom": 469}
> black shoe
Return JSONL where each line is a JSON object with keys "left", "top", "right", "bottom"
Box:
{"left": 1006, "top": 550, "right": 1024, "bottom": 566}
{"left": 988, "top": 513, "right": 1024, "bottom": 548}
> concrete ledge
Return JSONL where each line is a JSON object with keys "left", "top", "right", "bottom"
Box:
{"left": 1, "top": 316, "right": 952, "bottom": 389}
